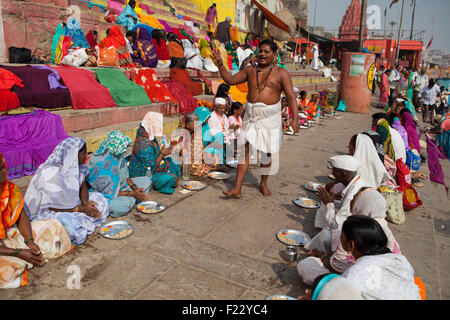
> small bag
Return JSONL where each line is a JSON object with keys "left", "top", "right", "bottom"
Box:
{"left": 8, "top": 47, "right": 32, "bottom": 63}
{"left": 97, "top": 46, "right": 119, "bottom": 67}
{"left": 61, "top": 48, "right": 89, "bottom": 67}
{"left": 378, "top": 186, "right": 405, "bottom": 225}
{"left": 336, "top": 100, "right": 346, "bottom": 112}
{"left": 406, "top": 148, "right": 421, "bottom": 171}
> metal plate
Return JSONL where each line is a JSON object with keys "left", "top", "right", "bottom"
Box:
{"left": 328, "top": 173, "right": 335, "bottom": 180}
{"left": 276, "top": 229, "right": 311, "bottom": 246}
{"left": 181, "top": 180, "right": 207, "bottom": 191}
{"left": 227, "top": 160, "right": 238, "bottom": 168}
{"left": 293, "top": 197, "right": 320, "bottom": 209}
{"left": 266, "top": 295, "right": 297, "bottom": 300}
{"left": 284, "top": 131, "right": 295, "bottom": 135}
{"left": 99, "top": 221, "right": 134, "bottom": 240}
{"left": 208, "top": 171, "right": 230, "bottom": 180}
{"left": 304, "top": 182, "right": 324, "bottom": 192}
{"left": 136, "top": 201, "right": 166, "bottom": 214}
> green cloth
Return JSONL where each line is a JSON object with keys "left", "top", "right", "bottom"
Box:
{"left": 102, "top": 130, "right": 132, "bottom": 156}
{"left": 95, "top": 68, "right": 151, "bottom": 107}
{"left": 407, "top": 72, "right": 414, "bottom": 102}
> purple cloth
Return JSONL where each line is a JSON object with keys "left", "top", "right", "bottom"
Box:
{"left": 158, "top": 19, "right": 173, "bottom": 33}
{"left": 0, "top": 109, "right": 69, "bottom": 180}
{"left": 31, "top": 65, "right": 67, "bottom": 90}
{"left": 132, "top": 27, "right": 158, "bottom": 68}
{"left": 392, "top": 119, "right": 410, "bottom": 151}
{"left": 0, "top": 65, "right": 72, "bottom": 109}
{"left": 426, "top": 135, "right": 448, "bottom": 193}
{"left": 401, "top": 111, "right": 421, "bottom": 153}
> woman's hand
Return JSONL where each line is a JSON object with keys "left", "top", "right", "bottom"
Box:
{"left": 79, "top": 203, "right": 102, "bottom": 219}
{"left": 19, "top": 249, "right": 44, "bottom": 267}
{"left": 130, "top": 189, "right": 150, "bottom": 202}
{"left": 160, "top": 146, "right": 173, "bottom": 157}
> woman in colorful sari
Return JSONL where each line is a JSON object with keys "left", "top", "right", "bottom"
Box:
{"left": 87, "top": 131, "right": 151, "bottom": 218}
{"left": 429, "top": 113, "right": 450, "bottom": 160}
{"left": 400, "top": 108, "right": 421, "bottom": 154}
{"left": 85, "top": 30, "right": 98, "bottom": 49}
{"left": 211, "top": 39, "right": 228, "bottom": 68}
{"left": 377, "top": 69, "right": 390, "bottom": 109}
{"left": 100, "top": 26, "right": 135, "bottom": 68}
{"left": 117, "top": 0, "right": 140, "bottom": 31}
{"left": 198, "top": 38, "right": 218, "bottom": 72}
{"left": 128, "top": 112, "right": 181, "bottom": 194}
{"left": 0, "top": 153, "right": 72, "bottom": 288}
{"left": 131, "top": 27, "right": 158, "bottom": 68}
{"left": 194, "top": 106, "right": 224, "bottom": 165}
{"left": 298, "top": 273, "right": 363, "bottom": 300}
{"left": 24, "top": 138, "right": 109, "bottom": 246}
{"left": 225, "top": 42, "right": 239, "bottom": 71}
{"left": 170, "top": 57, "right": 203, "bottom": 96}
{"left": 167, "top": 33, "right": 185, "bottom": 58}
{"left": 406, "top": 69, "right": 415, "bottom": 103}
{"left": 375, "top": 119, "right": 396, "bottom": 162}
{"left": 51, "top": 20, "right": 65, "bottom": 62}
{"left": 182, "top": 39, "right": 204, "bottom": 70}
{"left": 63, "top": 5, "right": 90, "bottom": 49}
{"left": 152, "top": 29, "right": 171, "bottom": 68}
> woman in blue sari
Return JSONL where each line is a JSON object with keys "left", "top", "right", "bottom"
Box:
{"left": 63, "top": 5, "right": 90, "bottom": 48}
{"left": 194, "top": 106, "right": 225, "bottom": 165}
{"left": 117, "top": 0, "right": 140, "bottom": 31}
{"left": 129, "top": 112, "right": 181, "bottom": 194}
{"left": 86, "top": 130, "right": 151, "bottom": 217}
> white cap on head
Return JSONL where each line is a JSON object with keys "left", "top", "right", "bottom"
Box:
{"left": 396, "top": 98, "right": 405, "bottom": 102}
{"left": 330, "top": 155, "right": 361, "bottom": 172}
{"left": 215, "top": 97, "right": 227, "bottom": 106}
{"left": 293, "top": 87, "right": 299, "bottom": 93}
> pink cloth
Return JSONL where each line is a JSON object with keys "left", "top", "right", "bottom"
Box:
{"left": 108, "top": 0, "right": 123, "bottom": 16}
{"left": 205, "top": 7, "right": 217, "bottom": 24}
{"left": 51, "top": 66, "right": 116, "bottom": 109}
{"left": 378, "top": 73, "right": 389, "bottom": 107}
{"left": 426, "top": 135, "right": 448, "bottom": 192}
{"left": 227, "top": 115, "right": 242, "bottom": 139}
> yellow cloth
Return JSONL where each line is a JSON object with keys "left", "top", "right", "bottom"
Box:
{"left": 139, "top": 15, "right": 165, "bottom": 30}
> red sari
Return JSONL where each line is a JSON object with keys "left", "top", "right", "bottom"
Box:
{"left": 152, "top": 38, "right": 170, "bottom": 60}
{"left": 100, "top": 26, "right": 135, "bottom": 68}
{"left": 378, "top": 73, "right": 389, "bottom": 108}
{"left": 170, "top": 68, "right": 203, "bottom": 96}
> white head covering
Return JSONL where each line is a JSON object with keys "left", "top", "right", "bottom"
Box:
{"left": 141, "top": 112, "right": 163, "bottom": 141}
{"left": 293, "top": 87, "right": 299, "bottom": 93}
{"left": 214, "top": 97, "right": 227, "bottom": 106}
{"left": 353, "top": 134, "right": 391, "bottom": 188}
{"left": 315, "top": 276, "right": 363, "bottom": 300}
{"left": 330, "top": 155, "right": 361, "bottom": 172}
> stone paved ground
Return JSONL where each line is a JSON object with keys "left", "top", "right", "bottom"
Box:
{"left": 3, "top": 97, "right": 449, "bottom": 300}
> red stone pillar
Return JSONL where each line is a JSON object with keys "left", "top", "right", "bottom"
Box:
{"left": 339, "top": 52, "right": 375, "bottom": 114}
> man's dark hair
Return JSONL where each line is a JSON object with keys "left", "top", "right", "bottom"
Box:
{"left": 243, "top": 43, "right": 251, "bottom": 50}
{"left": 259, "top": 39, "right": 278, "bottom": 53}
{"left": 399, "top": 108, "right": 411, "bottom": 117}
{"left": 129, "top": 0, "right": 136, "bottom": 7}
{"left": 216, "top": 83, "right": 230, "bottom": 98}
{"left": 93, "top": 30, "right": 98, "bottom": 35}
{"left": 233, "top": 41, "right": 240, "bottom": 47}
{"left": 342, "top": 215, "right": 391, "bottom": 256}
{"left": 429, "top": 78, "right": 435, "bottom": 87}
{"left": 126, "top": 30, "right": 137, "bottom": 42}
{"left": 371, "top": 112, "right": 389, "bottom": 122}
{"left": 300, "top": 90, "right": 307, "bottom": 97}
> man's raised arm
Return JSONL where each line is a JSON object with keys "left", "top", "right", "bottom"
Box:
{"left": 211, "top": 49, "right": 248, "bottom": 85}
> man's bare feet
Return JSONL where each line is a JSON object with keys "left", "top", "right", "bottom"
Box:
{"left": 259, "top": 184, "right": 272, "bottom": 197}
{"left": 223, "top": 188, "right": 241, "bottom": 198}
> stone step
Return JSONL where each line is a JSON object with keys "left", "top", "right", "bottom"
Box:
{"left": 70, "top": 115, "right": 184, "bottom": 153}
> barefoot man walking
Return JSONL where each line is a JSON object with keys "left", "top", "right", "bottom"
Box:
{"left": 211, "top": 39, "right": 300, "bottom": 197}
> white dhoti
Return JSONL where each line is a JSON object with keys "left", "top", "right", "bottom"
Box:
{"left": 237, "top": 101, "right": 282, "bottom": 155}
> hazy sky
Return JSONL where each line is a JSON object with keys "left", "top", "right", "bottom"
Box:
{"left": 307, "top": 0, "right": 450, "bottom": 53}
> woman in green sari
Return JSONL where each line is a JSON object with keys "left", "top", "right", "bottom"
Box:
{"left": 375, "top": 119, "right": 396, "bottom": 162}
{"left": 128, "top": 112, "right": 181, "bottom": 194}
{"left": 406, "top": 70, "right": 414, "bottom": 103}
{"left": 51, "top": 22, "right": 65, "bottom": 62}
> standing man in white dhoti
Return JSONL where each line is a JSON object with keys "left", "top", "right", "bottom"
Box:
{"left": 211, "top": 39, "right": 300, "bottom": 197}
{"left": 311, "top": 44, "right": 319, "bottom": 71}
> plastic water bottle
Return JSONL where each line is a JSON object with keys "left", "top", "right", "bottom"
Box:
{"left": 182, "top": 153, "right": 190, "bottom": 181}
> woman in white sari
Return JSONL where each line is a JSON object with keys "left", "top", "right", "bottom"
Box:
{"left": 24, "top": 137, "right": 109, "bottom": 245}
{"left": 182, "top": 39, "right": 204, "bottom": 70}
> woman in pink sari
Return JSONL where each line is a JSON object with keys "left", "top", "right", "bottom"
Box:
{"left": 377, "top": 68, "right": 390, "bottom": 109}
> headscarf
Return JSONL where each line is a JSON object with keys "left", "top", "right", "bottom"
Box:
{"left": 141, "top": 112, "right": 163, "bottom": 141}
{"left": 198, "top": 39, "right": 211, "bottom": 59}
{"left": 0, "top": 152, "right": 23, "bottom": 239}
{"left": 363, "top": 130, "right": 385, "bottom": 163}
{"left": 86, "top": 30, "right": 97, "bottom": 48}
{"left": 86, "top": 131, "right": 132, "bottom": 202}
{"left": 24, "top": 137, "right": 87, "bottom": 221}
{"left": 103, "top": 26, "right": 135, "bottom": 67}
{"left": 353, "top": 134, "right": 391, "bottom": 188}
{"left": 66, "top": 5, "right": 81, "bottom": 28}
{"left": 401, "top": 111, "right": 421, "bottom": 153}
{"left": 312, "top": 274, "right": 363, "bottom": 300}
{"left": 376, "top": 119, "right": 396, "bottom": 161}
{"left": 391, "top": 118, "right": 410, "bottom": 151}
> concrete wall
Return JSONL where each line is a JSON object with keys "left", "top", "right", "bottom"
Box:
{"left": 0, "top": 0, "right": 7, "bottom": 62}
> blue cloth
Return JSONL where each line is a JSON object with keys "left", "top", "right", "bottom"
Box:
{"left": 132, "top": 24, "right": 154, "bottom": 37}
{"left": 109, "top": 176, "right": 152, "bottom": 217}
{"left": 63, "top": 18, "right": 90, "bottom": 48}
{"left": 117, "top": 5, "right": 140, "bottom": 31}
{"left": 194, "top": 106, "right": 225, "bottom": 163}
{"left": 312, "top": 274, "right": 340, "bottom": 300}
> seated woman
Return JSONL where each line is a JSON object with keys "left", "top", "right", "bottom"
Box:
{"left": 0, "top": 152, "right": 72, "bottom": 288}
{"left": 167, "top": 33, "right": 185, "bottom": 58}
{"left": 86, "top": 30, "right": 99, "bottom": 49}
{"left": 305, "top": 94, "right": 319, "bottom": 120}
{"left": 182, "top": 39, "right": 204, "bottom": 70}
{"left": 227, "top": 102, "right": 244, "bottom": 141}
{"left": 214, "top": 83, "right": 232, "bottom": 113}
{"left": 181, "top": 112, "right": 214, "bottom": 177}
{"left": 400, "top": 108, "right": 421, "bottom": 154}
{"left": 100, "top": 26, "right": 135, "bottom": 68}
{"left": 117, "top": 0, "right": 140, "bottom": 31}
{"left": 198, "top": 38, "right": 218, "bottom": 72}
{"left": 426, "top": 113, "right": 450, "bottom": 159}
{"left": 128, "top": 112, "right": 181, "bottom": 194}
{"left": 152, "top": 29, "right": 171, "bottom": 68}
{"left": 131, "top": 27, "right": 158, "bottom": 68}
{"left": 297, "top": 273, "right": 363, "bottom": 300}
{"left": 341, "top": 215, "right": 421, "bottom": 300}
{"left": 63, "top": 5, "right": 90, "bottom": 48}
{"left": 24, "top": 138, "right": 109, "bottom": 246}
{"left": 194, "top": 106, "right": 225, "bottom": 166}
{"left": 170, "top": 57, "right": 203, "bottom": 96}
{"left": 87, "top": 131, "right": 151, "bottom": 217}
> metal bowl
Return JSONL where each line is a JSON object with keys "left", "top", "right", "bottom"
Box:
{"left": 293, "top": 197, "right": 320, "bottom": 209}
{"left": 98, "top": 221, "right": 134, "bottom": 240}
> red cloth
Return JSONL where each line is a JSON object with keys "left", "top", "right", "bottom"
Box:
{"left": 133, "top": 68, "right": 177, "bottom": 104}
{"left": 86, "top": 30, "right": 97, "bottom": 49}
{"left": 0, "top": 90, "right": 20, "bottom": 111}
{"left": 100, "top": 26, "right": 135, "bottom": 68}
{"left": 170, "top": 68, "right": 203, "bottom": 96}
{"left": 51, "top": 66, "right": 116, "bottom": 109}
{"left": 172, "top": 28, "right": 188, "bottom": 40}
{"left": 152, "top": 38, "right": 170, "bottom": 60}
{"left": 161, "top": 79, "right": 198, "bottom": 115}
{"left": 0, "top": 68, "right": 23, "bottom": 90}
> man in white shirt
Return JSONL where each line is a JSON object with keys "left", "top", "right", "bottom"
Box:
{"left": 388, "top": 64, "right": 401, "bottom": 106}
{"left": 413, "top": 68, "right": 428, "bottom": 112}
{"left": 125, "top": 30, "right": 136, "bottom": 54}
{"left": 418, "top": 78, "right": 441, "bottom": 124}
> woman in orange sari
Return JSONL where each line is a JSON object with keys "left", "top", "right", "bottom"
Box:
{"left": 0, "top": 153, "right": 72, "bottom": 289}
{"left": 100, "top": 26, "right": 135, "bottom": 68}
{"left": 167, "top": 32, "right": 184, "bottom": 58}
{"left": 169, "top": 57, "right": 203, "bottom": 96}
